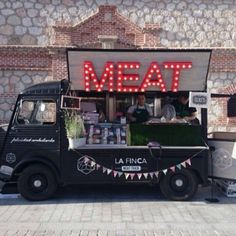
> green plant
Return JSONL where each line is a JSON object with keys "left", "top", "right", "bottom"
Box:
{"left": 64, "top": 110, "right": 86, "bottom": 139}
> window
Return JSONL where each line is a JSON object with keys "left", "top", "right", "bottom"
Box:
{"left": 227, "top": 96, "right": 236, "bottom": 117}
{"left": 17, "top": 100, "right": 56, "bottom": 125}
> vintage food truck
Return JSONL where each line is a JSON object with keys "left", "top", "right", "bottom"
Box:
{"left": 0, "top": 49, "right": 212, "bottom": 201}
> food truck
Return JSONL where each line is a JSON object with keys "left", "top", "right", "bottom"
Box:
{"left": 0, "top": 49, "right": 212, "bottom": 201}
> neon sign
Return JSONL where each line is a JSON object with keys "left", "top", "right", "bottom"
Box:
{"left": 84, "top": 61, "right": 192, "bottom": 92}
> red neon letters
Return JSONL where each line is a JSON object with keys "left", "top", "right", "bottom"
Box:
{"left": 84, "top": 61, "right": 114, "bottom": 92}
{"left": 163, "top": 62, "right": 192, "bottom": 92}
{"left": 140, "top": 62, "right": 166, "bottom": 92}
{"left": 117, "top": 62, "right": 140, "bottom": 92}
{"left": 84, "top": 61, "right": 192, "bottom": 92}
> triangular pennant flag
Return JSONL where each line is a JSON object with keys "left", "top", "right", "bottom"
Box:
{"left": 149, "top": 172, "right": 154, "bottom": 179}
{"left": 154, "top": 172, "right": 159, "bottom": 178}
{"left": 107, "top": 169, "right": 112, "bottom": 175}
{"left": 90, "top": 161, "right": 96, "bottom": 167}
{"left": 137, "top": 173, "right": 142, "bottom": 180}
{"left": 125, "top": 173, "right": 130, "bottom": 179}
{"left": 118, "top": 172, "right": 123, "bottom": 177}
{"left": 162, "top": 169, "right": 167, "bottom": 175}
{"left": 170, "top": 166, "right": 175, "bottom": 172}
{"left": 96, "top": 164, "right": 101, "bottom": 170}
{"left": 103, "top": 167, "right": 107, "bottom": 173}
{"left": 113, "top": 171, "right": 118, "bottom": 178}
{"left": 176, "top": 164, "right": 181, "bottom": 170}
{"left": 143, "top": 173, "right": 148, "bottom": 179}
{"left": 181, "top": 162, "right": 186, "bottom": 168}
{"left": 186, "top": 158, "right": 191, "bottom": 166}
{"left": 130, "top": 173, "right": 135, "bottom": 180}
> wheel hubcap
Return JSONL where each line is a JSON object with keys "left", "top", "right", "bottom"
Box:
{"left": 33, "top": 180, "right": 42, "bottom": 188}
{"left": 170, "top": 174, "right": 188, "bottom": 192}
{"left": 29, "top": 174, "right": 47, "bottom": 193}
{"left": 175, "top": 179, "right": 184, "bottom": 187}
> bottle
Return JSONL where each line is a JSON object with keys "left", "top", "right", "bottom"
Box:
{"left": 116, "top": 128, "right": 121, "bottom": 144}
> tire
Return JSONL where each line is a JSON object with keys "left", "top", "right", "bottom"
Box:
{"left": 18, "top": 164, "right": 58, "bottom": 201}
{"left": 159, "top": 169, "right": 198, "bottom": 201}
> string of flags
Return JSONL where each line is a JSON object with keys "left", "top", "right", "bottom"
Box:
{"left": 80, "top": 149, "right": 205, "bottom": 180}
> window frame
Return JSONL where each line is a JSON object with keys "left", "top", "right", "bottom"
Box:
{"left": 15, "top": 98, "right": 57, "bottom": 127}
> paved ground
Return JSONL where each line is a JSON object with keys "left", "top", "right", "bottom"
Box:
{"left": 0, "top": 183, "right": 236, "bottom": 236}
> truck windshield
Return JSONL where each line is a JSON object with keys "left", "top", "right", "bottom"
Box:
{"left": 16, "top": 99, "right": 56, "bottom": 125}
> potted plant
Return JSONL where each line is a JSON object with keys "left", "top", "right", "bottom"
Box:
{"left": 64, "top": 110, "right": 86, "bottom": 149}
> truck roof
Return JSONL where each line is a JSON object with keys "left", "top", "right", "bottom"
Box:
{"left": 22, "top": 79, "right": 70, "bottom": 95}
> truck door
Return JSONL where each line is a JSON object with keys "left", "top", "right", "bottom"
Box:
{"left": 1, "top": 95, "right": 60, "bottom": 172}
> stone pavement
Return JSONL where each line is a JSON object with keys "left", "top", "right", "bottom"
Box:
{"left": 0, "top": 184, "right": 236, "bottom": 236}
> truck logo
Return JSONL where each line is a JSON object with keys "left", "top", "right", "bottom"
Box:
{"left": 115, "top": 157, "right": 147, "bottom": 165}
{"left": 115, "top": 158, "right": 147, "bottom": 171}
{"left": 212, "top": 148, "right": 232, "bottom": 170}
{"left": 6, "top": 153, "right": 16, "bottom": 164}
{"left": 77, "top": 156, "right": 95, "bottom": 175}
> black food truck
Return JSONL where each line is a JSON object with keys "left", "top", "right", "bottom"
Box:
{"left": 0, "top": 49, "right": 212, "bottom": 201}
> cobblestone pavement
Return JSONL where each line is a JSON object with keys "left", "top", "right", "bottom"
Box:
{"left": 0, "top": 184, "right": 236, "bottom": 236}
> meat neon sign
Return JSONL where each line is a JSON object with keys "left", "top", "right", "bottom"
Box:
{"left": 84, "top": 61, "right": 192, "bottom": 92}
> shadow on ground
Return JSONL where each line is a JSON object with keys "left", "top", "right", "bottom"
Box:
{"left": 1, "top": 183, "right": 236, "bottom": 206}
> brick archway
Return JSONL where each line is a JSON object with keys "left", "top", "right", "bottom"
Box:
{"left": 51, "top": 5, "right": 161, "bottom": 49}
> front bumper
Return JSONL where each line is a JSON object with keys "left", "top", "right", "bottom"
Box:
{"left": 0, "top": 165, "right": 13, "bottom": 181}
{"left": 0, "top": 172, "right": 11, "bottom": 181}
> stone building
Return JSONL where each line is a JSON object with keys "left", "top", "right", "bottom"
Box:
{"left": 0, "top": 0, "right": 236, "bottom": 132}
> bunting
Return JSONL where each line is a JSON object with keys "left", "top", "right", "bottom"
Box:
{"left": 137, "top": 173, "right": 142, "bottom": 180}
{"left": 143, "top": 173, "right": 149, "bottom": 179}
{"left": 186, "top": 158, "right": 191, "bottom": 166}
{"left": 181, "top": 162, "right": 186, "bottom": 168}
{"left": 90, "top": 161, "right": 96, "bottom": 167}
{"left": 163, "top": 169, "right": 168, "bottom": 175}
{"left": 154, "top": 172, "right": 159, "bottom": 178}
{"left": 149, "top": 172, "right": 154, "bottom": 179}
{"left": 73, "top": 148, "right": 205, "bottom": 180}
{"left": 113, "top": 171, "right": 118, "bottom": 178}
{"left": 125, "top": 173, "right": 130, "bottom": 179}
{"left": 130, "top": 173, "right": 135, "bottom": 180}
{"left": 107, "top": 169, "right": 112, "bottom": 175}
{"left": 118, "top": 172, "right": 123, "bottom": 177}
{"left": 176, "top": 164, "right": 181, "bottom": 170}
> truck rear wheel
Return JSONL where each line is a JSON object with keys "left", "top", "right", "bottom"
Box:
{"left": 159, "top": 169, "right": 198, "bottom": 201}
{"left": 18, "top": 164, "right": 57, "bottom": 201}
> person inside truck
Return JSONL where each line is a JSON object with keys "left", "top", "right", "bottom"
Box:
{"left": 127, "top": 93, "right": 153, "bottom": 123}
{"left": 171, "top": 92, "right": 199, "bottom": 124}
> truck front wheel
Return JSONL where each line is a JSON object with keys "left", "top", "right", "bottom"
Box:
{"left": 159, "top": 169, "right": 198, "bottom": 201}
{"left": 18, "top": 164, "right": 58, "bottom": 201}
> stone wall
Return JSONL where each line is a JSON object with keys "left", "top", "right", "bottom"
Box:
{"left": 0, "top": 70, "right": 52, "bottom": 123}
{"left": 0, "top": 0, "right": 235, "bottom": 47}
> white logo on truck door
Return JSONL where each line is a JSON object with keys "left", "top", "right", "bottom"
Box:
{"left": 6, "top": 153, "right": 16, "bottom": 164}
{"left": 77, "top": 156, "right": 95, "bottom": 175}
{"left": 115, "top": 157, "right": 147, "bottom": 171}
